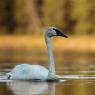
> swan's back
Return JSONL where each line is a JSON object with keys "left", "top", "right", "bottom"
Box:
{"left": 7, "top": 64, "right": 48, "bottom": 80}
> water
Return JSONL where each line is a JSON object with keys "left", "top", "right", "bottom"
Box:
{"left": 0, "top": 80, "right": 95, "bottom": 95}
{"left": 0, "top": 51, "right": 95, "bottom": 95}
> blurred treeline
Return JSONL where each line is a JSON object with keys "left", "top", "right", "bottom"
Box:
{"left": 0, "top": 0, "right": 95, "bottom": 35}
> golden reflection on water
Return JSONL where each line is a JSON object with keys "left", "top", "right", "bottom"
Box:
{"left": 0, "top": 52, "right": 95, "bottom": 95}
{"left": 0, "top": 52, "right": 95, "bottom": 76}
{"left": 0, "top": 79, "right": 95, "bottom": 95}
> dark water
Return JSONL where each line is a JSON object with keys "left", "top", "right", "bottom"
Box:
{"left": 0, "top": 51, "right": 95, "bottom": 95}
{"left": 0, "top": 80, "right": 95, "bottom": 95}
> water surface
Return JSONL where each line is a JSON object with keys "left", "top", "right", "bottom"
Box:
{"left": 0, "top": 51, "right": 95, "bottom": 95}
{"left": 0, "top": 79, "right": 95, "bottom": 95}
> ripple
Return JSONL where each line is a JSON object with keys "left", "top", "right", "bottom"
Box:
{"left": 57, "top": 75, "right": 95, "bottom": 79}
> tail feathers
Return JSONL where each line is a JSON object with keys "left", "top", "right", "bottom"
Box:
{"left": 0, "top": 75, "right": 12, "bottom": 82}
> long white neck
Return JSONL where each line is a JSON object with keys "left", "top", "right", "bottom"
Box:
{"left": 45, "top": 34, "right": 56, "bottom": 79}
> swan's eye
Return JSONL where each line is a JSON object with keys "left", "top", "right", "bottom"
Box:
{"left": 48, "top": 32, "right": 52, "bottom": 37}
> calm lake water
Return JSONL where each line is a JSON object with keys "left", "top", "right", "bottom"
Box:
{"left": 0, "top": 51, "right": 95, "bottom": 95}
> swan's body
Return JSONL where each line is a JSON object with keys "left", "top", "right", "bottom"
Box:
{"left": 7, "top": 64, "right": 48, "bottom": 80}
{"left": 7, "top": 27, "right": 67, "bottom": 81}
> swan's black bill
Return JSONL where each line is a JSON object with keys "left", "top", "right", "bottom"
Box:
{"left": 53, "top": 28, "right": 68, "bottom": 38}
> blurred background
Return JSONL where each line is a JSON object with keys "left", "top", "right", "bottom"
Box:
{"left": 0, "top": 0, "right": 95, "bottom": 75}
{"left": 0, "top": 0, "right": 95, "bottom": 95}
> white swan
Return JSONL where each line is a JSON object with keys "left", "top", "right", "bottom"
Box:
{"left": 6, "top": 27, "right": 68, "bottom": 81}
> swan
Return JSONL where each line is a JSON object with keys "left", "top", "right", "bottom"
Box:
{"left": 6, "top": 27, "right": 68, "bottom": 81}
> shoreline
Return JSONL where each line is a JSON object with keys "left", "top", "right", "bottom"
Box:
{"left": 0, "top": 35, "right": 95, "bottom": 53}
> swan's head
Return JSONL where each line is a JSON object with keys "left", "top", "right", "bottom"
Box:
{"left": 45, "top": 27, "right": 68, "bottom": 38}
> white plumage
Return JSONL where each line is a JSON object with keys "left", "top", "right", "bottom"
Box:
{"left": 7, "top": 64, "right": 48, "bottom": 80}
{"left": 7, "top": 27, "right": 67, "bottom": 81}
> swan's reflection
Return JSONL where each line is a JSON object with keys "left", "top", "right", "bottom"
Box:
{"left": 7, "top": 81, "right": 56, "bottom": 95}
